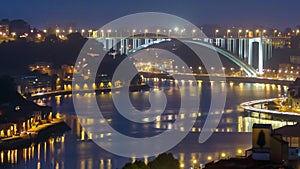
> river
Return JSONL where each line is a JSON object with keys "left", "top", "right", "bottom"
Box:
{"left": 4, "top": 80, "right": 297, "bottom": 169}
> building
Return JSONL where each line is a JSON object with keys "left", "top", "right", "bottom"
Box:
{"left": 287, "top": 78, "right": 300, "bottom": 112}
{"left": 252, "top": 124, "right": 288, "bottom": 163}
{"left": 18, "top": 74, "right": 55, "bottom": 94}
{"left": 29, "top": 62, "right": 53, "bottom": 75}
{"left": 0, "top": 98, "right": 52, "bottom": 137}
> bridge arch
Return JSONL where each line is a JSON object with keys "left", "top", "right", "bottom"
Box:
{"left": 127, "top": 39, "right": 257, "bottom": 77}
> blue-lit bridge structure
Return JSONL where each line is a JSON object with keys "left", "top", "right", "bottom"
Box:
{"left": 91, "top": 31, "right": 273, "bottom": 77}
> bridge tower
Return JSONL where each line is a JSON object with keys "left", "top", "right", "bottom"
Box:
{"left": 215, "top": 36, "right": 272, "bottom": 74}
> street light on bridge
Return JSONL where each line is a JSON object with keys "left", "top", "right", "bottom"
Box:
{"left": 238, "top": 29, "right": 242, "bottom": 38}
{"left": 263, "top": 29, "right": 267, "bottom": 37}
{"left": 256, "top": 29, "right": 260, "bottom": 37}
{"left": 192, "top": 29, "right": 196, "bottom": 37}
{"left": 55, "top": 29, "right": 60, "bottom": 36}
{"left": 227, "top": 29, "right": 231, "bottom": 37}
{"left": 245, "top": 29, "right": 249, "bottom": 37}
{"left": 215, "top": 29, "right": 219, "bottom": 37}
{"left": 168, "top": 29, "right": 172, "bottom": 37}
{"left": 107, "top": 29, "right": 111, "bottom": 37}
{"left": 144, "top": 29, "right": 148, "bottom": 37}
{"left": 156, "top": 29, "right": 160, "bottom": 37}
{"left": 273, "top": 30, "right": 277, "bottom": 37}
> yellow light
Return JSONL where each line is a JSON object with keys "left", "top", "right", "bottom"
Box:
{"left": 207, "top": 156, "right": 212, "bottom": 161}
{"left": 256, "top": 29, "right": 259, "bottom": 33}
{"left": 56, "top": 29, "right": 60, "bottom": 33}
{"left": 238, "top": 29, "right": 242, "bottom": 33}
{"left": 180, "top": 163, "right": 184, "bottom": 168}
{"left": 237, "top": 149, "right": 242, "bottom": 154}
{"left": 193, "top": 159, "right": 197, "bottom": 164}
{"left": 221, "top": 152, "right": 226, "bottom": 158}
{"left": 81, "top": 29, "right": 85, "bottom": 33}
{"left": 227, "top": 29, "right": 231, "bottom": 33}
{"left": 215, "top": 29, "right": 219, "bottom": 33}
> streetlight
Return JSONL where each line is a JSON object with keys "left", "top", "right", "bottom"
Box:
{"left": 168, "top": 29, "right": 172, "bottom": 37}
{"left": 69, "top": 29, "right": 73, "bottom": 34}
{"left": 263, "top": 29, "right": 266, "bottom": 36}
{"left": 55, "top": 29, "right": 60, "bottom": 36}
{"left": 144, "top": 29, "right": 148, "bottom": 37}
{"left": 81, "top": 29, "right": 85, "bottom": 36}
{"left": 174, "top": 27, "right": 179, "bottom": 33}
{"left": 256, "top": 29, "right": 260, "bottom": 37}
{"left": 227, "top": 29, "right": 231, "bottom": 37}
{"left": 296, "top": 29, "right": 300, "bottom": 36}
{"left": 88, "top": 29, "right": 92, "bottom": 37}
{"left": 156, "top": 29, "right": 160, "bottom": 37}
{"left": 274, "top": 30, "right": 278, "bottom": 37}
{"left": 107, "top": 29, "right": 111, "bottom": 37}
{"left": 100, "top": 30, "right": 104, "bottom": 37}
{"left": 193, "top": 159, "right": 197, "bottom": 168}
{"left": 192, "top": 29, "right": 196, "bottom": 37}
{"left": 180, "top": 29, "right": 185, "bottom": 37}
{"left": 132, "top": 29, "right": 136, "bottom": 37}
{"left": 238, "top": 29, "right": 242, "bottom": 38}
{"left": 215, "top": 29, "right": 219, "bottom": 37}
{"left": 245, "top": 29, "right": 249, "bottom": 37}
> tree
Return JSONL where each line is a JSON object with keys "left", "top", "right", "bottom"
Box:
{"left": 257, "top": 130, "right": 266, "bottom": 148}
{"left": 123, "top": 161, "right": 149, "bottom": 169}
{"left": 0, "top": 75, "right": 17, "bottom": 102}
{"left": 9, "top": 19, "right": 30, "bottom": 35}
{"left": 148, "top": 153, "right": 180, "bottom": 169}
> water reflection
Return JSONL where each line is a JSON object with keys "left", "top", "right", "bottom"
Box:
{"left": 6, "top": 80, "right": 298, "bottom": 169}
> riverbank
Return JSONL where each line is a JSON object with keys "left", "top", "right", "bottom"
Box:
{"left": 240, "top": 98, "right": 300, "bottom": 122}
{"left": 28, "top": 83, "right": 150, "bottom": 100}
{"left": 140, "top": 72, "right": 293, "bottom": 86}
{"left": 0, "top": 119, "right": 70, "bottom": 150}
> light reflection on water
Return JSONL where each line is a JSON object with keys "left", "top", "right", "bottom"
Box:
{"left": 6, "top": 81, "right": 298, "bottom": 169}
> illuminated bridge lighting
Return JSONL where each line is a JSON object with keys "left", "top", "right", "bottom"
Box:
{"left": 240, "top": 98, "right": 300, "bottom": 117}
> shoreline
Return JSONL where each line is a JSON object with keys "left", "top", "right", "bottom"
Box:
{"left": 0, "top": 119, "right": 70, "bottom": 150}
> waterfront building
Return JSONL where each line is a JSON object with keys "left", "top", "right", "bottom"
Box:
{"left": 287, "top": 78, "right": 300, "bottom": 112}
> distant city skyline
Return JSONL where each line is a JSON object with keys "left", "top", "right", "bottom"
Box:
{"left": 1, "top": 0, "right": 300, "bottom": 29}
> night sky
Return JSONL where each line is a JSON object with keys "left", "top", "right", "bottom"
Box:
{"left": 1, "top": 0, "right": 300, "bottom": 29}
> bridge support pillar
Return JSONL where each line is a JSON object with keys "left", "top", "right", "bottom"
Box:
{"left": 125, "top": 39, "right": 129, "bottom": 55}
{"left": 107, "top": 38, "right": 112, "bottom": 50}
{"left": 238, "top": 39, "right": 243, "bottom": 58}
{"left": 227, "top": 39, "right": 231, "bottom": 52}
{"left": 145, "top": 38, "right": 149, "bottom": 45}
{"left": 268, "top": 40, "right": 272, "bottom": 60}
{"left": 120, "top": 39, "right": 125, "bottom": 55}
{"left": 258, "top": 37, "right": 263, "bottom": 74}
{"left": 233, "top": 39, "right": 237, "bottom": 54}
{"left": 221, "top": 39, "right": 225, "bottom": 48}
{"left": 133, "top": 39, "right": 137, "bottom": 50}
